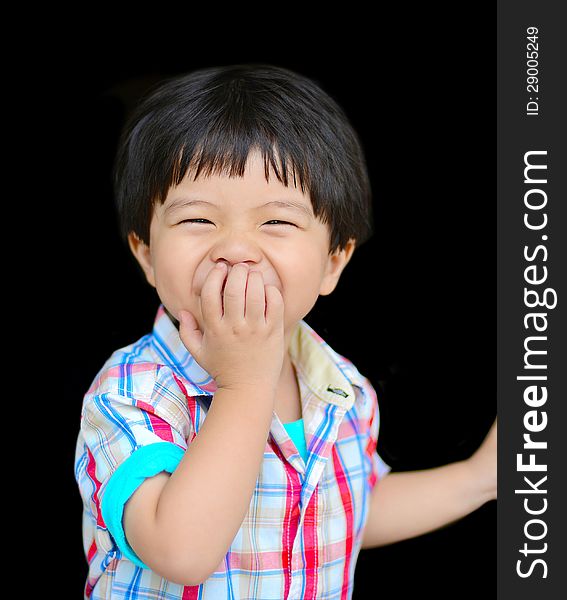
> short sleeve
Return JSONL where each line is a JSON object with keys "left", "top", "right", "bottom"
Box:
{"left": 101, "top": 442, "right": 184, "bottom": 568}
{"left": 77, "top": 367, "right": 195, "bottom": 569}
{"left": 363, "top": 378, "right": 392, "bottom": 489}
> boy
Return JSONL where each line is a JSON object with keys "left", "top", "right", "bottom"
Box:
{"left": 75, "top": 64, "right": 496, "bottom": 599}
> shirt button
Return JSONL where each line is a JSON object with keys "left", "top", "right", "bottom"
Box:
{"left": 96, "top": 528, "right": 114, "bottom": 553}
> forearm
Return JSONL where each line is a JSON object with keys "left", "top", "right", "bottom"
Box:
{"left": 126, "top": 385, "right": 275, "bottom": 582}
{"left": 362, "top": 459, "right": 493, "bottom": 549}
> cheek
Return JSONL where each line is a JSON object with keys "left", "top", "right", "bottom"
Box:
{"left": 152, "top": 245, "right": 196, "bottom": 305}
{"left": 279, "top": 252, "right": 327, "bottom": 310}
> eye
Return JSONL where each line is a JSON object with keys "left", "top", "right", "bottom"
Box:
{"left": 263, "top": 220, "right": 297, "bottom": 227}
{"left": 179, "top": 218, "right": 214, "bottom": 225}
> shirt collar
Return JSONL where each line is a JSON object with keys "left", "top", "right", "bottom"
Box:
{"left": 149, "top": 304, "right": 366, "bottom": 402}
{"left": 289, "top": 318, "right": 366, "bottom": 409}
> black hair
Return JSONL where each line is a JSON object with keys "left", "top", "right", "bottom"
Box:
{"left": 113, "top": 64, "right": 373, "bottom": 254}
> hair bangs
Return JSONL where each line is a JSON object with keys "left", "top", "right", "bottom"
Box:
{"left": 162, "top": 125, "right": 311, "bottom": 208}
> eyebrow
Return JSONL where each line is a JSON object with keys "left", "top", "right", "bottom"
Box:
{"left": 164, "top": 197, "right": 313, "bottom": 218}
{"left": 261, "top": 200, "right": 313, "bottom": 218}
{"left": 164, "top": 198, "right": 214, "bottom": 214}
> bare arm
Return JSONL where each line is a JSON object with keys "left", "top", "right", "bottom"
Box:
{"left": 362, "top": 419, "right": 497, "bottom": 549}
{"left": 124, "top": 383, "right": 275, "bottom": 584}
{"left": 123, "top": 261, "right": 285, "bottom": 585}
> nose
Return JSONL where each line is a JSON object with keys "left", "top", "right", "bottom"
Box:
{"left": 210, "top": 230, "right": 263, "bottom": 268}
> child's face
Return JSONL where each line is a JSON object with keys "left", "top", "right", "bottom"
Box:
{"left": 129, "top": 150, "right": 355, "bottom": 339}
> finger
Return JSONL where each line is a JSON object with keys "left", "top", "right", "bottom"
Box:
{"left": 245, "top": 270, "right": 266, "bottom": 322}
{"left": 223, "top": 263, "right": 248, "bottom": 321}
{"left": 200, "top": 262, "right": 227, "bottom": 322}
{"left": 264, "top": 284, "right": 284, "bottom": 324}
{"left": 178, "top": 310, "right": 203, "bottom": 357}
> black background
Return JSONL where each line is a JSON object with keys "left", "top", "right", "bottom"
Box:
{"left": 53, "top": 12, "right": 496, "bottom": 599}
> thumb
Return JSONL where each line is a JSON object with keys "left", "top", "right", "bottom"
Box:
{"left": 178, "top": 310, "right": 203, "bottom": 356}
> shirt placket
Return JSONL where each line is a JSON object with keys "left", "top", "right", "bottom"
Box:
{"left": 271, "top": 396, "right": 351, "bottom": 600}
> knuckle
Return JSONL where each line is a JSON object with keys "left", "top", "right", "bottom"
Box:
{"left": 224, "top": 289, "right": 240, "bottom": 300}
{"left": 230, "top": 322, "right": 246, "bottom": 336}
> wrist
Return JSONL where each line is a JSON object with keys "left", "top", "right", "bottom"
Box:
{"left": 215, "top": 381, "right": 278, "bottom": 404}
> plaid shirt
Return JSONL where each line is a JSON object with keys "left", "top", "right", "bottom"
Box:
{"left": 75, "top": 305, "right": 391, "bottom": 599}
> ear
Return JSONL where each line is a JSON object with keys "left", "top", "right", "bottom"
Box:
{"left": 128, "top": 232, "right": 156, "bottom": 288}
{"left": 319, "top": 239, "right": 356, "bottom": 296}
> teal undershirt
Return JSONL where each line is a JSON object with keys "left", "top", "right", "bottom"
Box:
{"left": 283, "top": 417, "right": 308, "bottom": 463}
